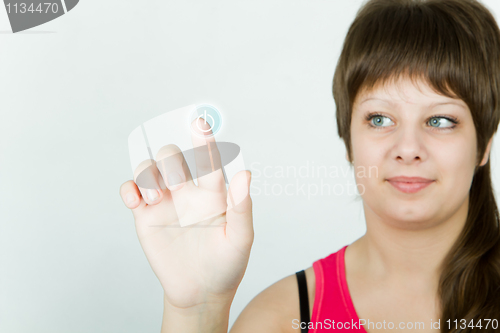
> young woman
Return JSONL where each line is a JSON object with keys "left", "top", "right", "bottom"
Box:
{"left": 119, "top": 0, "right": 500, "bottom": 332}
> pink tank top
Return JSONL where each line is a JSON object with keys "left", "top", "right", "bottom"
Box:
{"left": 310, "top": 245, "right": 368, "bottom": 332}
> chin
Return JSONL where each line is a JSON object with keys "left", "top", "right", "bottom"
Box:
{"left": 382, "top": 210, "right": 438, "bottom": 229}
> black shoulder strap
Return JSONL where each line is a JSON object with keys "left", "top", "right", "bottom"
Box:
{"left": 295, "top": 270, "right": 310, "bottom": 333}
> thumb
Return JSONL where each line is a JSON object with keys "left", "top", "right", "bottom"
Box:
{"left": 225, "top": 170, "right": 254, "bottom": 251}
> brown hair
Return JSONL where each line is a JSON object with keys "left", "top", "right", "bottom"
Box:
{"left": 333, "top": 0, "right": 500, "bottom": 331}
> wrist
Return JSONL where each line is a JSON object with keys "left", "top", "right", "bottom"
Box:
{"left": 161, "top": 293, "right": 234, "bottom": 333}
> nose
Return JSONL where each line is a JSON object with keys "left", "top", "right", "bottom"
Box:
{"left": 392, "top": 125, "right": 427, "bottom": 164}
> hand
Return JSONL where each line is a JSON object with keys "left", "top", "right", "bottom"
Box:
{"left": 119, "top": 118, "right": 254, "bottom": 309}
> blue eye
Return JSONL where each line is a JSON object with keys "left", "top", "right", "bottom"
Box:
{"left": 428, "top": 117, "right": 455, "bottom": 128}
{"left": 370, "top": 115, "right": 393, "bottom": 127}
{"left": 365, "top": 113, "right": 459, "bottom": 130}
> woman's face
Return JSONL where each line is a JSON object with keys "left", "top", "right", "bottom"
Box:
{"left": 350, "top": 77, "right": 492, "bottom": 229}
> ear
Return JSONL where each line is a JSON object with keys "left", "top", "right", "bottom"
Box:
{"left": 479, "top": 136, "right": 494, "bottom": 167}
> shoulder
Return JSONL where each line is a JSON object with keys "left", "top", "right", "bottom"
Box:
{"left": 230, "top": 266, "right": 316, "bottom": 333}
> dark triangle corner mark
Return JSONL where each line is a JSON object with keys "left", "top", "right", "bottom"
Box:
{"left": 64, "top": 0, "right": 78, "bottom": 12}
{"left": 3, "top": 0, "right": 79, "bottom": 33}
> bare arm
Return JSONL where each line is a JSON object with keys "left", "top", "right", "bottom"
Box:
{"left": 230, "top": 267, "right": 315, "bottom": 333}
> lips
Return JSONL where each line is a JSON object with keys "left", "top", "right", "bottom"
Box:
{"left": 386, "top": 176, "right": 435, "bottom": 194}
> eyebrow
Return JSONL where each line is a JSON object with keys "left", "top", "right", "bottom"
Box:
{"left": 358, "top": 97, "right": 467, "bottom": 110}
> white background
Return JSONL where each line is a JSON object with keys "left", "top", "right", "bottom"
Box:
{"left": 1, "top": 0, "right": 500, "bottom": 332}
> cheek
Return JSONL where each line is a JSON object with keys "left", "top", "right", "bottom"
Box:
{"left": 351, "top": 128, "right": 387, "bottom": 166}
{"left": 434, "top": 137, "right": 477, "bottom": 193}
{"left": 351, "top": 133, "right": 385, "bottom": 194}
{"left": 351, "top": 131, "right": 385, "bottom": 171}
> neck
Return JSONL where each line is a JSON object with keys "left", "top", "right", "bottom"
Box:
{"left": 350, "top": 194, "right": 469, "bottom": 292}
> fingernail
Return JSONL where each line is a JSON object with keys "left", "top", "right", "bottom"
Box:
{"left": 167, "top": 172, "right": 182, "bottom": 188}
{"left": 126, "top": 193, "right": 136, "bottom": 205}
{"left": 147, "top": 189, "right": 159, "bottom": 201}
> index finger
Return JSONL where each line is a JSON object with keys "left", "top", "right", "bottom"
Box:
{"left": 190, "top": 117, "right": 227, "bottom": 194}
